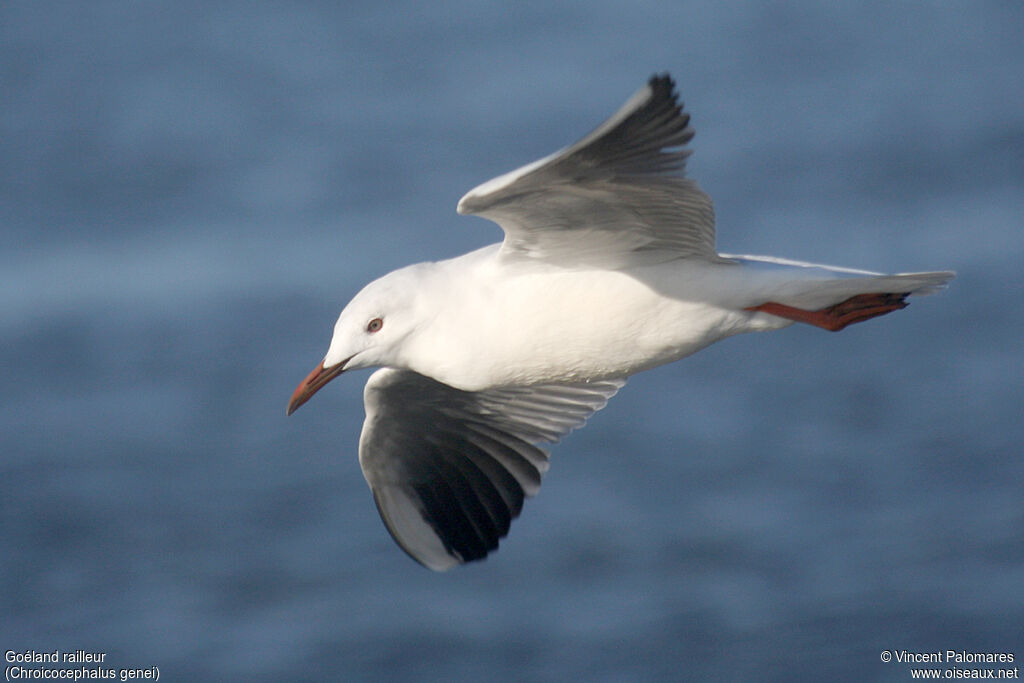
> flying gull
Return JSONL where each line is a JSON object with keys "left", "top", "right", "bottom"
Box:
{"left": 287, "top": 74, "right": 954, "bottom": 570}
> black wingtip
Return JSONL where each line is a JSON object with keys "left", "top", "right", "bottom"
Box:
{"left": 648, "top": 73, "right": 678, "bottom": 101}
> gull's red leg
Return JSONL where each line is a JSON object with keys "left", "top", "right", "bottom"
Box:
{"left": 745, "top": 292, "right": 911, "bottom": 332}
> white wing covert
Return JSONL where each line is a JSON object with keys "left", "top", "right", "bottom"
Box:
{"left": 358, "top": 368, "right": 623, "bottom": 570}
{"left": 456, "top": 74, "right": 722, "bottom": 266}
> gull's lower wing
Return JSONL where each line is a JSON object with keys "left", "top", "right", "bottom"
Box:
{"left": 456, "top": 74, "right": 721, "bottom": 267}
{"left": 357, "top": 368, "right": 624, "bottom": 570}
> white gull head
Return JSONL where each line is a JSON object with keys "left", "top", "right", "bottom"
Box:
{"left": 321, "top": 265, "right": 431, "bottom": 372}
{"left": 287, "top": 264, "right": 437, "bottom": 415}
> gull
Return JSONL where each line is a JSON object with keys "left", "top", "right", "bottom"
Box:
{"left": 287, "top": 74, "right": 954, "bottom": 571}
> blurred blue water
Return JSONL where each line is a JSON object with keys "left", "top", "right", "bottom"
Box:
{"left": 2, "top": 2, "right": 1022, "bottom": 681}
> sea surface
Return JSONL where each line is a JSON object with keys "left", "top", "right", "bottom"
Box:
{"left": 2, "top": 3, "right": 1022, "bottom": 681}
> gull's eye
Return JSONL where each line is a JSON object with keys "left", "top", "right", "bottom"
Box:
{"left": 366, "top": 317, "right": 383, "bottom": 333}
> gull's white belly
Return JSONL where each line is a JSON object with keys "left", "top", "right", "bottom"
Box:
{"left": 405, "top": 261, "right": 774, "bottom": 391}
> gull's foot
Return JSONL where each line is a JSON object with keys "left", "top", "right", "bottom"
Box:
{"left": 746, "top": 292, "right": 911, "bottom": 332}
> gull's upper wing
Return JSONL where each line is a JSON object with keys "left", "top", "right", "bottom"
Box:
{"left": 456, "top": 74, "right": 722, "bottom": 267}
{"left": 358, "top": 368, "right": 624, "bottom": 571}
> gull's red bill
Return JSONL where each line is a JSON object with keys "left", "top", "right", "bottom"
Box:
{"left": 287, "top": 360, "right": 346, "bottom": 416}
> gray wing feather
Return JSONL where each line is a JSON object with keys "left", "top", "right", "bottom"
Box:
{"left": 457, "top": 74, "right": 721, "bottom": 266}
{"left": 358, "top": 368, "right": 623, "bottom": 570}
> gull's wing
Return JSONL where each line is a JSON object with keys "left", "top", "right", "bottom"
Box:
{"left": 456, "top": 74, "right": 722, "bottom": 267}
{"left": 358, "top": 368, "right": 624, "bottom": 571}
